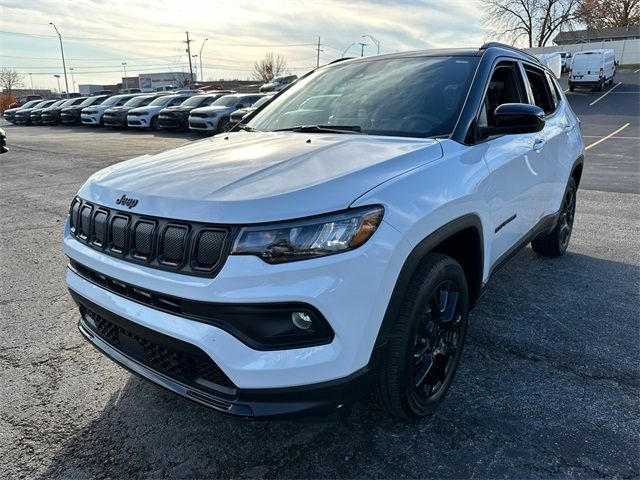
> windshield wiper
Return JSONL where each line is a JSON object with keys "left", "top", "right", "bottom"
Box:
{"left": 235, "top": 124, "right": 260, "bottom": 132}
{"left": 273, "top": 124, "right": 365, "bottom": 134}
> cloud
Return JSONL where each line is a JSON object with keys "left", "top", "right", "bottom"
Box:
{"left": 0, "top": 0, "right": 487, "bottom": 90}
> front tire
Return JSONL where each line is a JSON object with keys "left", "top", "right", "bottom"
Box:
{"left": 532, "top": 178, "right": 577, "bottom": 257}
{"left": 150, "top": 116, "right": 159, "bottom": 131}
{"left": 216, "top": 117, "right": 230, "bottom": 134}
{"left": 373, "top": 253, "right": 469, "bottom": 419}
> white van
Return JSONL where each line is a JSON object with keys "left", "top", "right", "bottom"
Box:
{"left": 569, "top": 49, "right": 615, "bottom": 91}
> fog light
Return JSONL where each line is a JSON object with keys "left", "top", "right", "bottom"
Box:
{"left": 292, "top": 311, "right": 313, "bottom": 330}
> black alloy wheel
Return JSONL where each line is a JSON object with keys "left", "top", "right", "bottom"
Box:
{"left": 412, "top": 280, "right": 464, "bottom": 400}
{"left": 532, "top": 177, "right": 577, "bottom": 257}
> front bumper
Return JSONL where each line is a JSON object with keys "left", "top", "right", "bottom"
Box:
{"left": 61, "top": 112, "right": 81, "bottom": 124}
{"left": 127, "top": 116, "right": 149, "bottom": 128}
{"left": 14, "top": 115, "right": 31, "bottom": 125}
{"left": 103, "top": 115, "right": 127, "bottom": 127}
{"left": 188, "top": 118, "right": 217, "bottom": 131}
{"left": 81, "top": 114, "right": 102, "bottom": 125}
{"left": 73, "top": 291, "right": 376, "bottom": 419}
{"left": 158, "top": 116, "right": 184, "bottom": 129}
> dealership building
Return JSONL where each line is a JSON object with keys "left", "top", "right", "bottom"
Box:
{"left": 136, "top": 72, "right": 192, "bottom": 91}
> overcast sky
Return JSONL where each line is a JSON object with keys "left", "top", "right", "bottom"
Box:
{"left": 1, "top": 0, "right": 488, "bottom": 92}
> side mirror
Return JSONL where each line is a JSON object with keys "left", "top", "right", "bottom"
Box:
{"left": 479, "top": 103, "right": 545, "bottom": 137}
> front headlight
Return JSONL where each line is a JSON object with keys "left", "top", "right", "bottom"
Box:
{"left": 232, "top": 205, "right": 384, "bottom": 264}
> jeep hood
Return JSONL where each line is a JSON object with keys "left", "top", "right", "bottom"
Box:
{"left": 79, "top": 132, "right": 443, "bottom": 224}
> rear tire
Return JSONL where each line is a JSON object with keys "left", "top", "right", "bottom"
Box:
{"left": 569, "top": 85, "right": 575, "bottom": 92}
{"left": 373, "top": 253, "right": 469, "bottom": 420}
{"left": 150, "top": 116, "right": 159, "bottom": 131}
{"left": 532, "top": 177, "right": 577, "bottom": 257}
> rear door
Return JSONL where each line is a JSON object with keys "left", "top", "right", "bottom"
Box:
{"left": 476, "top": 60, "right": 542, "bottom": 266}
{"left": 521, "top": 63, "right": 565, "bottom": 217}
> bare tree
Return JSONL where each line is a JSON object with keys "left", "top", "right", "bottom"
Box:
{"left": 576, "top": 0, "right": 640, "bottom": 28}
{"left": 252, "top": 53, "right": 287, "bottom": 83}
{"left": 482, "top": 0, "right": 581, "bottom": 47}
{"left": 0, "top": 68, "right": 24, "bottom": 94}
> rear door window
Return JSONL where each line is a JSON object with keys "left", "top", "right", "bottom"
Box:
{"left": 524, "top": 66, "right": 554, "bottom": 114}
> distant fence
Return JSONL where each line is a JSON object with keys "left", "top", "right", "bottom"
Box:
{"left": 524, "top": 39, "right": 640, "bottom": 66}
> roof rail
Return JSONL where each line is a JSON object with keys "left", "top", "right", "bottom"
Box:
{"left": 479, "top": 42, "right": 542, "bottom": 64}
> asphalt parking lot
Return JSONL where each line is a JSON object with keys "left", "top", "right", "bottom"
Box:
{"left": 0, "top": 70, "right": 638, "bottom": 479}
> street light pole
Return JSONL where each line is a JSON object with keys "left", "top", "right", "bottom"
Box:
{"left": 358, "top": 42, "right": 367, "bottom": 57}
{"left": 29, "top": 73, "right": 34, "bottom": 94}
{"left": 192, "top": 55, "right": 198, "bottom": 83}
{"left": 50, "top": 22, "right": 70, "bottom": 98}
{"left": 362, "top": 34, "right": 380, "bottom": 54}
{"left": 341, "top": 42, "right": 357, "bottom": 57}
{"left": 198, "top": 38, "right": 208, "bottom": 83}
{"left": 54, "top": 74, "right": 61, "bottom": 93}
{"left": 122, "top": 62, "right": 127, "bottom": 89}
{"left": 69, "top": 67, "right": 75, "bottom": 93}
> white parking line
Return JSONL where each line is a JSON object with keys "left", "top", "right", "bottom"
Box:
{"left": 634, "top": 68, "right": 640, "bottom": 73}
{"left": 589, "top": 82, "right": 622, "bottom": 106}
{"left": 585, "top": 123, "right": 630, "bottom": 150}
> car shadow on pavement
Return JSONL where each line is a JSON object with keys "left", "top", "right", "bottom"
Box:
{"left": 39, "top": 249, "right": 639, "bottom": 479}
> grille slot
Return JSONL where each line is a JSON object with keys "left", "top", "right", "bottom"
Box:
{"left": 110, "top": 215, "right": 129, "bottom": 253}
{"left": 161, "top": 226, "right": 188, "bottom": 266}
{"left": 69, "top": 197, "right": 232, "bottom": 277}
{"left": 79, "top": 204, "right": 93, "bottom": 239}
{"left": 84, "top": 308, "right": 236, "bottom": 390}
{"left": 92, "top": 210, "right": 108, "bottom": 247}
{"left": 133, "top": 221, "right": 156, "bottom": 260}
{"left": 194, "top": 229, "right": 227, "bottom": 270}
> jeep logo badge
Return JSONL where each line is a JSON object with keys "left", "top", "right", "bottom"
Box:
{"left": 116, "top": 194, "right": 139, "bottom": 209}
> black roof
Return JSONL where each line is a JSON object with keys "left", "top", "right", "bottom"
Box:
{"left": 327, "top": 43, "right": 541, "bottom": 66}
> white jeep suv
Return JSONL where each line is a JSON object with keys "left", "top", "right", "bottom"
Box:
{"left": 65, "top": 44, "right": 584, "bottom": 420}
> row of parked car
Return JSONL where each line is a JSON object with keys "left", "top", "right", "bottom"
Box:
{"left": 3, "top": 90, "right": 276, "bottom": 134}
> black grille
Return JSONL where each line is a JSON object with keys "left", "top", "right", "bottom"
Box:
{"left": 84, "top": 308, "right": 236, "bottom": 390}
{"left": 68, "top": 197, "right": 233, "bottom": 277}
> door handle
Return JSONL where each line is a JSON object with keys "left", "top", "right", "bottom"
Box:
{"left": 563, "top": 123, "right": 574, "bottom": 133}
{"left": 533, "top": 139, "right": 546, "bottom": 152}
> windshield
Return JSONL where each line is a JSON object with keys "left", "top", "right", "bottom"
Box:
{"left": 101, "top": 95, "right": 128, "bottom": 106}
{"left": 180, "top": 95, "right": 210, "bottom": 107}
{"left": 251, "top": 96, "right": 271, "bottom": 109}
{"left": 148, "top": 95, "right": 178, "bottom": 107}
{"left": 211, "top": 96, "right": 245, "bottom": 107}
{"left": 32, "top": 100, "right": 55, "bottom": 109}
{"left": 81, "top": 96, "right": 106, "bottom": 106}
{"left": 124, "top": 95, "right": 154, "bottom": 107}
{"left": 21, "top": 100, "right": 42, "bottom": 109}
{"left": 249, "top": 56, "right": 479, "bottom": 138}
{"left": 60, "top": 98, "right": 83, "bottom": 107}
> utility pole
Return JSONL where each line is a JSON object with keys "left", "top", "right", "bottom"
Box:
{"left": 50, "top": 23, "right": 70, "bottom": 98}
{"left": 185, "top": 31, "right": 194, "bottom": 85}
{"left": 316, "top": 37, "right": 321, "bottom": 68}
{"left": 359, "top": 42, "right": 367, "bottom": 57}
{"left": 199, "top": 38, "right": 208, "bottom": 83}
